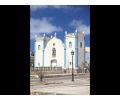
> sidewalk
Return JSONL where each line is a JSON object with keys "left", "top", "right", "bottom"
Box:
{"left": 31, "top": 77, "right": 90, "bottom": 95}
{"left": 31, "top": 73, "right": 90, "bottom": 78}
{"left": 31, "top": 86, "right": 90, "bottom": 95}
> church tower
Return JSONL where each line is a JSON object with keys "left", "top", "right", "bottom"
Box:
{"left": 34, "top": 34, "right": 50, "bottom": 67}
{"left": 64, "top": 30, "right": 85, "bottom": 71}
{"left": 64, "top": 31, "right": 76, "bottom": 70}
{"left": 77, "top": 31, "right": 85, "bottom": 68}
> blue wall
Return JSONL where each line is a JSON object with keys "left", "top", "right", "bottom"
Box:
{"left": 64, "top": 36, "right": 66, "bottom": 69}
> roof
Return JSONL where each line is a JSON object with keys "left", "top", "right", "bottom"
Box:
{"left": 50, "top": 37, "right": 64, "bottom": 47}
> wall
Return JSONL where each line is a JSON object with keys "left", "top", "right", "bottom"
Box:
{"left": 78, "top": 33, "right": 85, "bottom": 67}
{"left": 44, "top": 37, "right": 64, "bottom": 68}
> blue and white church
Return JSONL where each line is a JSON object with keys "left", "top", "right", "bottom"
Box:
{"left": 34, "top": 30, "right": 85, "bottom": 70}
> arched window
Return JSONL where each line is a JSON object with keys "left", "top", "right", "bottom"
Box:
{"left": 52, "top": 48, "right": 56, "bottom": 57}
{"left": 53, "top": 43, "right": 55, "bottom": 46}
{"left": 69, "top": 42, "right": 72, "bottom": 48}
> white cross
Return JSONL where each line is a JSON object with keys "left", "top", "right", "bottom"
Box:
{"left": 65, "top": 31, "right": 67, "bottom": 35}
{"left": 75, "top": 29, "right": 77, "bottom": 33}
{"left": 55, "top": 32, "right": 56, "bottom": 37}
{"left": 43, "top": 33, "right": 45, "bottom": 37}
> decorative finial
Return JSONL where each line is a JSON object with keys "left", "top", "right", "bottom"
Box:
{"left": 75, "top": 29, "right": 77, "bottom": 33}
{"left": 55, "top": 32, "right": 56, "bottom": 37}
{"left": 51, "top": 35, "right": 53, "bottom": 38}
{"left": 35, "top": 35, "right": 37, "bottom": 38}
{"left": 65, "top": 31, "right": 67, "bottom": 35}
{"left": 43, "top": 33, "right": 45, "bottom": 37}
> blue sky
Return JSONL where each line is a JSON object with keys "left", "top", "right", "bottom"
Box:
{"left": 30, "top": 5, "right": 90, "bottom": 52}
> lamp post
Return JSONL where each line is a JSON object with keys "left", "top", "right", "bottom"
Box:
{"left": 71, "top": 50, "right": 74, "bottom": 81}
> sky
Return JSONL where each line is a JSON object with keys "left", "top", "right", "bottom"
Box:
{"left": 30, "top": 5, "right": 90, "bottom": 52}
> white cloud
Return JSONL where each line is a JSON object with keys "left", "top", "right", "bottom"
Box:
{"left": 30, "top": 5, "right": 69, "bottom": 11}
{"left": 69, "top": 20, "right": 90, "bottom": 35}
{"left": 30, "top": 17, "right": 63, "bottom": 39}
{"left": 30, "top": 5, "right": 48, "bottom": 11}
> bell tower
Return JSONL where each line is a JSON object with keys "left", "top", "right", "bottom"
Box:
{"left": 65, "top": 31, "right": 76, "bottom": 70}
{"left": 77, "top": 32, "right": 85, "bottom": 68}
{"left": 64, "top": 30, "right": 85, "bottom": 71}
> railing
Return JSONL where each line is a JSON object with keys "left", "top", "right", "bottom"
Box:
{"left": 30, "top": 67, "right": 63, "bottom": 74}
{"left": 31, "top": 67, "right": 62, "bottom": 71}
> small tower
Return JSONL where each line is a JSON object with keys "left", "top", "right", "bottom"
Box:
{"left": 77, "top": 31, "right": 85, "bottom": 69}
{"left": 34, "top": 33, "right": 47, "bottom": 67}
{"left": 34, "top": 34, "right": 51, "bottom": 67}
{"left": 64, "top": 29, "right": 85, "bottom": 72}
{"left": 65, "top": 31, "right": 76, "bottom": 72}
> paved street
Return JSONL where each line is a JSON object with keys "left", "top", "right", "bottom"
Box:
{"left": 30, "top": 74, "right": 90, "bottom": 95}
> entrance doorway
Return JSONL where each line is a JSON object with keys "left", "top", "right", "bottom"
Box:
{"left": 51, "top": 59, "right": 57, "bottom": 67}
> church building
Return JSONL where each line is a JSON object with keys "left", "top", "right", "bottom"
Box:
{"left": 34, "top": 30, "right": 85, "bottom": 70}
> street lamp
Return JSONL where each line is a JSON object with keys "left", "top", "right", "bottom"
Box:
{"left": 71, "top": 50, "right": 74, "bottom": 81}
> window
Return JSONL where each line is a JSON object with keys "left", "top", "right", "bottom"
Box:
{"left": 52, "top": 48, "right": 56, "bottom": 57}
{"left": 69, "top": 42, "right": 72, "bottom": 48}
{"left": 53, "top": 43, "right": 55, "bottom": 46}
{"left": 38, "top": 45, "right": 40, "bottom": 50}
{"left": 80, "top": 42, "right": 82, "bottom": 48}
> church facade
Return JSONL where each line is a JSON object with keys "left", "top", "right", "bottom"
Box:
{"left": 34, "top": 30, "right": 85, "bottom": 70}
